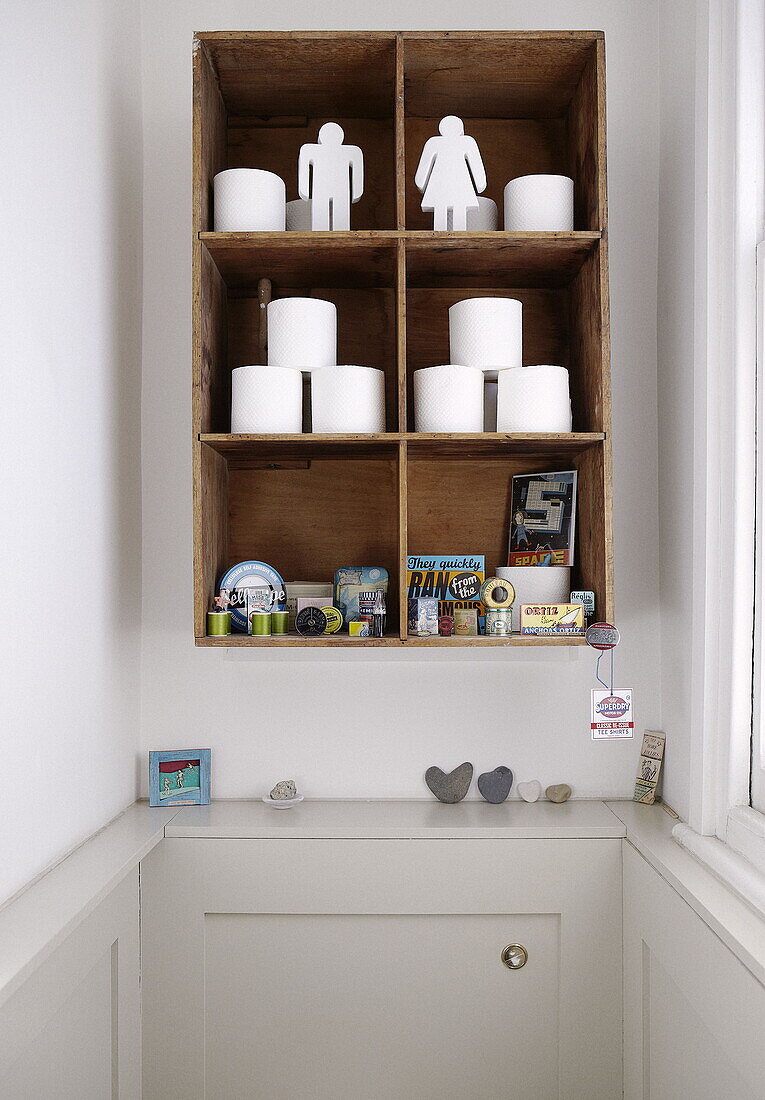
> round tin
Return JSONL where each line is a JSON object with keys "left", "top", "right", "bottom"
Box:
{"left": 250, "top": 611, "right": 272, "bottom": 636}
{"left": 485, "top": 609, "right": 513, "bottom": 636}
{"left": 585, "top": 622, "right": 620, "bottom": 650}
{"left": 207, "top": 611, "right": 231, "bottom": 637}
{"left": 481, "top": 577, "right": 516, "bottom": 609}
{"left": 438, "top": 615, "right": 455, "bottom": 637}
{"left": 295, "top": 607, "right": 328, "bottom": 637}
{"left": 270, "top": 610, "right": 289, "bottom": 635}
{"left": 320, "top": 606, "right": 343, "bottom": 634}
{"left": 218, "top": 560, "right": 287, "bottom": 632}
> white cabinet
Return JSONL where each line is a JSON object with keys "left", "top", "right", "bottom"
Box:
{"left": 141, "top": 823, "right": 623, "bottom": 1099}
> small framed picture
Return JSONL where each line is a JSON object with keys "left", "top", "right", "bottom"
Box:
{"left": 149, "top": 749, "right": 211, "bottom": 807}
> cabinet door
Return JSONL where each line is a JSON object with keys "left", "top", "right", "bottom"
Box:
{"left": 141, "top": 839, "right": 621, "bottom": 1099}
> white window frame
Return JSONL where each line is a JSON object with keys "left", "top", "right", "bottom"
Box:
{"left": 677, "top": 0, "right": 765, "bottom": 880}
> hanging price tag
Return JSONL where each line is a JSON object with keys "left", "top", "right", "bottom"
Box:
{"left": 591, "top": 689, "right": 634, "bottom": 739}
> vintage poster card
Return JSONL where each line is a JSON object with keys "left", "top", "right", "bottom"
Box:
{"left": 591, "top": 689, "right": 634, "bottom": 739}
{"left": 633, "top": 730, "right": 666, "bottom": 803}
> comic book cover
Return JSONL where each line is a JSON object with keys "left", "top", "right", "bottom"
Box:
{"left": 406, "top": 555, "right": 485, "bottom": 619}
{"left": 508, "top": 471, "right": 578, "bottom": 566}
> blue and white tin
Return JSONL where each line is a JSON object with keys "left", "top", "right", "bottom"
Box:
{"left": 219, "top": 560, "right": 287, "bottom": 633}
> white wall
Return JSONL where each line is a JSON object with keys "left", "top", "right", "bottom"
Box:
{"left": 139, "top": 0, "right": 662, "bottom": 800}
{"left": 0, "top": 0, "right": 143, "bottom": 903}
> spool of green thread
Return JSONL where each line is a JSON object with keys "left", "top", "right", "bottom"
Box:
{"left": 207, "top": 611, "right": 231, "bottom": 636}
{"left": 271, "top": 610, "right": 288, "bottom": 635}
{"left": 250, "top": 611, "right": 272, "bottom": 636}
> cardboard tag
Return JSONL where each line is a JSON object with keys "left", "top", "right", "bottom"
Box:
{"left": 633, "top": 731, "right": 665, "bottom": 803}
{"left": 520, "top": 603, "right": 584, "bottom": 635}
{"left": 591, "top": 689, "right": 634, "bottom": 738}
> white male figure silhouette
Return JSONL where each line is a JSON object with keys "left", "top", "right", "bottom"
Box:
{"left": 415, "top": 116, "right": 487, "bottom": 231}
{"left": 298, "top": 122, "right": 364, "bottom": 231}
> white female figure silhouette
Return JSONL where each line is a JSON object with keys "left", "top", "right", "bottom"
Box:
{"left": 298, "top": 122, "right": 364, "bottom": 231}
{"left": 415, "top": 116, "right": 487, "bottom": 231}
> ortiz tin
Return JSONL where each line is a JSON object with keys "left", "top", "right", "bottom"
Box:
{"left": 485, "top": 609, "right": 513, "bottom": 636}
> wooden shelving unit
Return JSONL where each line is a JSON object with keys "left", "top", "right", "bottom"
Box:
{"left": 193, "top": 30, "right": 612, "bottom": 647}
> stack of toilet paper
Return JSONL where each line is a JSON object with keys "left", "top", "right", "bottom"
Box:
{"left": 413, "top": 296, "right": 572, "bottom": 432}
{"left": 230, "top": 296, "right": 386, "bottom": 434}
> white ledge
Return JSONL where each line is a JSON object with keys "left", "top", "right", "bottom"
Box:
{"left": 0, "top": 803, "right": 178, "bottom": 1008}
{"left": 165, "top": 797, "right": 626, "bottom": 840}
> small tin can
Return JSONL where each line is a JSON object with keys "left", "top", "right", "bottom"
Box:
{"left": 270, "top": 610, "right": 289, "bottom": 635}
{"left": 454, "top": 608, "right": 478, "bottom": 636}
{"left": 438, "top": 615, "right": 455, "bottom": 637}
{"left": 485, "top": 609, "right": 513, "bottom": 636}
{"left": 207, "top": 611, "right": 231, "bottom": 636}
{"left": 250, "top": 611, "right": 272, "bottom": 636}
{"left": 320, "top": 606, "right": 343, "bottom": 634}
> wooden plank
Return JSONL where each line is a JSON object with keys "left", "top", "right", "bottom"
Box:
{"left": 201, "top": 233, "right": 398, "bottom": 289}
{"left": 194, "top": 443, "right": 228, "bottom": 636}
{"left": 199, "top": 433, "right": 604, "bottom": 460}
{"left": 404, "top": 231, "right": 600, "bottom": 287}
{"left": 195, "top": 633, "right": 587, "bottom": 647}
{"left": 398, "top": 440, "right": 408, "bottom": 640}
{"left": 396, "top": 239, "right": 407, "bottom": 430}
{"left": 192, "top": 38, "right": 226, "bottom": 234}
{"left": 395, "top": 35, "right": 406, "bottom": 229}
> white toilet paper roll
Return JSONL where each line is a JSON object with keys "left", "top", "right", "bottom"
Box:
{"left": 484, "top": 380, "right": 498, "bottom": 431}
{"left": 449, "top": 297, "right": 523, "bottom": 381}
{"left": 311, "top": 365, "right": 386, "bottom": 433}
{"left": 267, "top": 297, "right": 337, "bottom": 372}
{"left": 286, "top": 198, "right": 312, "bottom": 230}
{"left": 496, "top": 365, "right": 572, "bottom": 433}
{"left": 496, "top": 566, "right": 571, "bottom": 630}
{"left": 503, "top": 174, "right": 574, "bottom": 231}
{"left": 414, "top": 365, "right": 484, "bottom": 432}
{"left": 231, "top": 365, "right": 303, "bottom": 433}
{"left": 213, "top": 169, "right": 286, "bottom": 232}
{"left": 466, "top": 197, "right": 499, "bottom": 230}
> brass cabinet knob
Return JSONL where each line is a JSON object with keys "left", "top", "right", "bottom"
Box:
{"left": 500, "top": 943, "right": 528, "bottom": 969}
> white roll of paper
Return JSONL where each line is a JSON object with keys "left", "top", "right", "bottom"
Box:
{"left": 496, "top": 365, "right": 572, "bottom": 433}
{"left": 213, "top": 169, "right": 286, "bottom": 231}
{"left": 496, "top": 566, "right": 571, "bottom": 631}
{"left": 466, "top": 196, "right": 499, "bottom": 230}
{"left": 267, "top": 297, "right": 337, "bottom": 372}
{"left": 503, "top": 174, "right": 574, "bottom": 231}
{"left": 414, "top": 364, "right": 484, "bottom": 432}
{"left": 311, "top": 365, "right": 386, "bottom": 433}
{"left": 231, "top": 365, "right": 303, "bottom": 433}
{"left": 286, "top": 198, "right": 312, "bottom": 230}
{"left": 449, "top": 297, "right": 523, "bottom": 381}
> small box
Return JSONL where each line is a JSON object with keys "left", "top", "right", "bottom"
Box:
{"left": 520, "top": 603, "right": 585, "bottom": 636}
{"left": 570, "top": 589, "right": 595, "bottom": 623}
{"left": 408, "top": 597, "right": 439, "bottom": 636}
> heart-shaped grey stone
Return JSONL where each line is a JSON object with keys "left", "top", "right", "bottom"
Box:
{"left": 477, "top": 766, "right": 513, "bottom": 804}
{"left": 425, "top": 762, "right": 473, "bottom": 803}
{"left": 546, "top": 783, "right": 572, "bottom": 804}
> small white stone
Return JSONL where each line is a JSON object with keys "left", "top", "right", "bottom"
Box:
{"left": 517, "top": 780, "right": 542, "bottom": 803}
{"left": 270, "top": 780, "right": 297, "bottom": 800}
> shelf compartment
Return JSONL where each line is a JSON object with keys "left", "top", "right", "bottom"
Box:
{"left": 402, "top": 34, "right": 605, "bottom": 232}
{"left": 195, "top": 439, "right": 403, "bottom": 639}
{"left": 197, "top": 236, "right": 400, "bottom": 435}
{"left": 406, "top": 440, "right": 612, "bottom": 626}
{"left": 404, "top": 232, "right": 600, "bottom": 288}
{"left": 404, "top": 239, "right": 607, "bottom": 434}
{"left": 194, "top": 35, "right": 397, "bottom": 232}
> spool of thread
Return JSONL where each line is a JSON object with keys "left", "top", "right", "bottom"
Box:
{"left": 466, "top": 196, "right": 499, "bottom": 230}
{"left": 503, "top": 174, "right": 574, "bottom": 231}
{"left": 449, "top": 298, "right": 523, "bottom": 381}
{"left": 267, "top": 297, "right": 337, "bottom": 372}
{"left": 496, "top": 566, "right": 571, "bottom": 631}
{"left": 485, "top": 609, "right": 513, "bottom": 635}
{"left": 414, "top": 364, "right": 484, "bottom": 432}
{"left": 231, "top": 365, "right": 303, "bottom": 433}
{"left": 213, "top": 169, "right": 286, "bottom": 231}
{"left": 207, "top": 611, "right": 230, "bottom": 636}
{"left": 286, "top": 198, "right": 312, "bottom": 230}
{"left": 311, "top": 365, "right": 386, "bottom": 433}
{"left": 271, "top": 611, "right": 289, "bottom": 635}
{"left": 250, "top": 611, "right": 272, "bottom": 637}
{"left": 497, "top": 365, "right": 572, "bottom": 433}
{"left": 480, "top": 577, "right": 516, "bottom": 609}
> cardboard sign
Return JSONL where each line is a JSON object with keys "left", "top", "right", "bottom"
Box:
{"left": 520, "top": 603, "right": 584, "bottom": 635}
{"left": 591, "top": 689, "right": 634, "bottom": 739}
{"left": 633, "top": 731, "right": 666, "bottom": 803}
